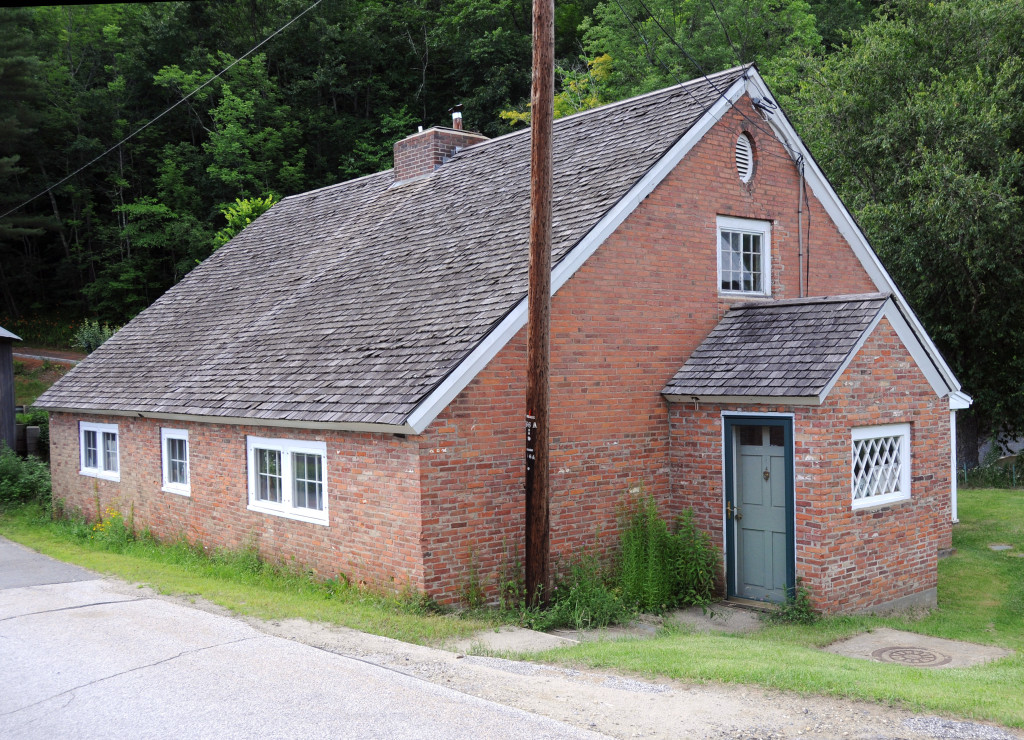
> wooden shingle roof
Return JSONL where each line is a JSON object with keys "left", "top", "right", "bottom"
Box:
{"left": 36, "top": 67, "right": 752, "bottom": 426}
{"left": 662, "top": 294, "right": 891, "bottom": 401}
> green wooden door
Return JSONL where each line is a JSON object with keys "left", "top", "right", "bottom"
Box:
{"left": 729, "top": 423, "right": 791, "bottom": 603}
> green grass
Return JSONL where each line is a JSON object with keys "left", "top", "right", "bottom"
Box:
{"left": 534, "top": 488, "right": 1024, "bottom": 728}
{"left": 13, "top": 359, "right": 69, "bottom": 406}
{"left": 0, "top": 506, "right": 490, "bottom": 645}
{"left": 1, "top": 490, "right": 1021, "bottom": 726}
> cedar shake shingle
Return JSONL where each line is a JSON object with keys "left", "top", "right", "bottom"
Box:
{"left": 37, "top": 67, "right": 750, "bottom": 425}
{"left": 662, "top": 294, "right": 890, "bottom": 399}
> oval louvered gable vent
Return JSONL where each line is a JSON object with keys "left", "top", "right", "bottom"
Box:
{"left": 736, "top": 133, "right": 754, "bottom": 182}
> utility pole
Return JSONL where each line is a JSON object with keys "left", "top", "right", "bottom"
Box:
{"left": 525, "top": 0, "right": 553, "bottom": 606}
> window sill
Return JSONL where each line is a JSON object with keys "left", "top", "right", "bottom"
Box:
{"left": 719, "top": 291, "right": 771, "bottom": 301}
{"left": 162, "top": 484, "right": 191, "bottom": 497}
{"left": 852, "top": 492, "right": 910, "bottom": 511}
{"left": 247, "top": 501, "right": 329, "bottom": 526}
{"left": 80, "top": 468, "right": 120, "bottom": 483}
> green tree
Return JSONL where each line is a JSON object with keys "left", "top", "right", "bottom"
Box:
{"left": 212, "top": 194, "right": 280, "bottom": 249}
{"left": 786, "top": 0, "right": 1024, "bottom": 458}
{"left": 580, "top": 0, "right": 823, "bottom": 100}
{"left": 0, "top": 8, "right": 52, "bottom": 317}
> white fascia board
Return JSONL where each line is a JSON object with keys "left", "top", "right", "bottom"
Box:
{"left": 816, "top": 299, "right": 949, "bottom": 404}
{"left": 742, "top": 71, "right": 961, "bottom": 395}
{"left": 948, "top": 390, "right": 973, "bottom": 410}
{"left": 44, "top": 407, "right": 416, "bottom": 435}
{"left": 406, "top": 78, "right": 748, "bottom": 434}
{"left": 663, "top": 394, "right": 819, "bottom": 406}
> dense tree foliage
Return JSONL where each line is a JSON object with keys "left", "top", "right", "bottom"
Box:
{"left": 785, "top": 0, "right": 1024, "bottom": 453}
{"left": 0, "top": 0, "right": 1020, "bottom": 446}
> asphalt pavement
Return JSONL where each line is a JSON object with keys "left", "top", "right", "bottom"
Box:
{"left": 0, "top": 537, "right": 608, "bottom": 739}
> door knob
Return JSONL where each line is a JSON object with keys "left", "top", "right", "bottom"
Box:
{"left": 763, "top": 468, "right": 770, "bottom": 481}
{"left": 726, "top": 501, "right": 742, "bottom": 520}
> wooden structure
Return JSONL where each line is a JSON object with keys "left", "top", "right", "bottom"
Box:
{"left": 0, "top": 326, "right": 21, "bottom": 451}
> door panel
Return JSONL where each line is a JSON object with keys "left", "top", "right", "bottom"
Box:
{"left": 731, "top": 423, "right": 791, "bottom": 603}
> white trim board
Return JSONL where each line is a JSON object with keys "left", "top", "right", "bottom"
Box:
{"left": 408, "top": 70, "right": 966, "bottom": 435}
{"left": 46, "top": 407, "right": 415, "bottom": 435}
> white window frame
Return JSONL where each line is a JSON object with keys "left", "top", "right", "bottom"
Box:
{"left": 161, "top": 428, "right": 191, "bottom": 496}
{"left": 717, "top": 215, "right": 772, "bottom": 298}
{"left": 79, "top": 421, "right": 120, "bottom": 482}
{"left": 246, "top": 436, "right": 329, "bottom": 526}
{"left": 851, "top": 423, "right": 911, "bottom": 510}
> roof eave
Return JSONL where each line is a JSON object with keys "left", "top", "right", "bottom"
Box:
{"left": 39, "top": 407, "right": 416, "bottom": 435}
{"left": 662, "top": 393, "right": 821, "bottom": 406}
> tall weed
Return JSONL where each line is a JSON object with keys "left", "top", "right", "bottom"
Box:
{"left": 619, "top": 493, "right": 719, "bottom": 612}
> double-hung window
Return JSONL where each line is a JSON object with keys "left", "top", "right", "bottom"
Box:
{"left": 852, "top": 423, "right": 911, "bottom": 509}
{"left": 80, "top": 421, "right": 120, "bottom": 481}
{"left": 717, "top": 216, "right": 771, "bottom": 297}
{"left": 246, "top": 436, "right": 328, "bottom": 525}
{"left": 161, "top": 428, "right": 190, "bottom": 496}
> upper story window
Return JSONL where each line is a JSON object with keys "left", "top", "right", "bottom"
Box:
{"left": 246, "top": 436, "right": 329, "bottom": 526}
{"left": 161, "top": 428, "right": 190, "bottom": 496}
{"left": 852, "top": 423, "right": 911, "bottom": 510}
{"left": 80, "top": 421, "right": 119, "bottom": 481}
{"left": 717, "top": 216, "right": 771, "bottom": 297}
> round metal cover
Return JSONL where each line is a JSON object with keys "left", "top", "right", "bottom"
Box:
{"left": 871, "top": 646, "right": 952, "bottom": 667}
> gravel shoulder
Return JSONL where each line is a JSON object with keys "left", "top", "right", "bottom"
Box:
{"left": 223, "top": 603, "right": 1021, "bottom": 740}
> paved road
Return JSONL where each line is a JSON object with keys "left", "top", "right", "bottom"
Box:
{"left": 0, "top": 538, "right": 608, "bottom": 740}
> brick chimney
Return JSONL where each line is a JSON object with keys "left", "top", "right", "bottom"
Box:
{"left": 393, "top": 120, "right": 487, "bottom": 184}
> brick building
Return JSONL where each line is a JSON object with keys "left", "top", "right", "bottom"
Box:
{"left": 38, "top": 65, "right": 970, "bottom": 614}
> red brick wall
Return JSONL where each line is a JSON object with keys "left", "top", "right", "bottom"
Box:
{"left": 669, "top": 318, "right": 952, "bottom": 614}
{"left": 48, "top": 413, "right": 424, "bottom": 591}
{"left": 415, "top": 96, "right": 881, "bottom": 603}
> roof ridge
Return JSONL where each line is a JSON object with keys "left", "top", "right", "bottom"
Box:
{"left": 444, "top": 64, "right": 753, "bottom": 158}
{"left": 282, "top": 168, "right": 392, "bottom": 203}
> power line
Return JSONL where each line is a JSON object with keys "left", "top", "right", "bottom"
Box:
{"left": 627, "top": 0, "right": 800, "bottom": 161}
{"left": 0, "top": 0, "right": 325, "bottom": 224}
{"left": 611, "top": 0, "right": 795, "bottom": 163}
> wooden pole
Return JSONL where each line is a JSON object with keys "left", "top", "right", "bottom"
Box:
{"left": 525, "top": 0, "right": 554, "bottom": 606}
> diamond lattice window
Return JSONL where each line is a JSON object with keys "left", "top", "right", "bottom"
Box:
{"left": 851, "top": 424, "right": 910, "bottom": 509}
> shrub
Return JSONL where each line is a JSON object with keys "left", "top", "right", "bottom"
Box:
{"left": 673, "top": 509, "right": 719, "bottom": 608}
{"left": 547, "top": 555, "right": 632, "bottom": 630}
{"left": 0, "top": 445, "right": 51, "bottom": 507}
{"left": 71, "top": 319, "right": 119, "bottom": 353}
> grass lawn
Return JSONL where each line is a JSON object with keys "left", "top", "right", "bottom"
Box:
{"left": 0, "top": 506, "right": 491, "bottom": 645}
{"left": 0, "top": 488, "right": 1021, "bottom": 726}
{"left": 536, "top": 487, "right": 1024, "bottom": 728}
{"left": 13, "top": 358, "right": 70, "bottom": 406}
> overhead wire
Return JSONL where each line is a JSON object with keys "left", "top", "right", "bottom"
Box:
{"left": 0, "top": 0, "right": 325, "bottom": 224}
{"left": 628, "top": 0, "right": 798, "bottom": 160}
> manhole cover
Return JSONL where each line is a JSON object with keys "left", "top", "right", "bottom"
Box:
{"left": 871, "top": 646, "right": 952, "bottom": 667}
